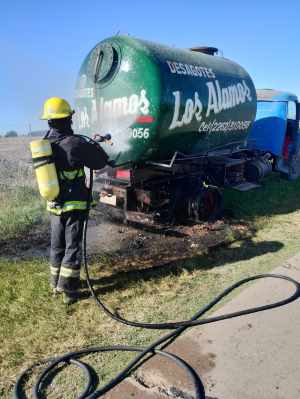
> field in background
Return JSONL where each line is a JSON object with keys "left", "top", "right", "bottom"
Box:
{"left": 0, "top": 137, "right": 46, "bottom": 245}
{"left": 0, "top": 136, "right": 34, "bottom": 162}
{"left": 2, "top": 137, "right": 300, "bottom": 397}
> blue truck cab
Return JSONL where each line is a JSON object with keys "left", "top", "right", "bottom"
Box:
{"left": 248, "top": 89, "right": 300, "bottom": 179}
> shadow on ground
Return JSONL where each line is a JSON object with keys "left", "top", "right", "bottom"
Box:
{"left": 78, "top": 239, "right": 284, "bottom": 299}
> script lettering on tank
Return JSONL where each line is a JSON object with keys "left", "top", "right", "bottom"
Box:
{"left": 78, "top": 107, "right": 90, "bottom": 129}
{"left": 76, "top": 74, "right": 94, "bottom": 98}
{"left": 169, "top": 79, "right": 253, "bottom": 132}
{"left": 94, "top": 89, "right": 150, "bottom": 122}
{"left": 206, "top": 80, "right": 252, "bottom": 117}
{"left": 169, "top": 91, "right": 203, "bottom": 130}
{"left": 76, "top": 89, "right": 151, "bottom": 129}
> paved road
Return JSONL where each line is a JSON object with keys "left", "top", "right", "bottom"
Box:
{"left": 104, "top": 253, "right": 300, "bottom": 398}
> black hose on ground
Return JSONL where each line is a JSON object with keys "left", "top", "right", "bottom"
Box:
{"left": 13, "top": 167, "right": 300, "bottom": 398}
{"left": 14, "top": 346, "right": 205, "bottom": 399}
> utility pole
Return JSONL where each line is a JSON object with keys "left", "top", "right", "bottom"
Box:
{"left": 28, "top": 123, "right": 32, "bottom": 136}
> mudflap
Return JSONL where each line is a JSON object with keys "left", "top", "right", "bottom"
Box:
{"left": 197, "top": 186, "right": 224, "bottom": 222}
{"left": 276, "top": 156, "right": 300, "bottom": 180}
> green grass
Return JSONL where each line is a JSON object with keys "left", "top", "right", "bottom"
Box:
{"left": 0, "top": 158, "right": 45, "bottom": 242}
{"left": 2, "top": 173, "right": 300, "bottom": 398}
{"left": 223, "top": 173, "right": 300, "bottom": 222}
{"left": 0, "top": 185, "right": 45, "bottom": 242}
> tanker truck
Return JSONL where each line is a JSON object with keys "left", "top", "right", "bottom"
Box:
{"left": 74, "top": 36, "right": 281, "bottom": 224}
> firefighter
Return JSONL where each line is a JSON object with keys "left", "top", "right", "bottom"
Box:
{"left": 41, "top": 97, "right": 109, "bottom": 304}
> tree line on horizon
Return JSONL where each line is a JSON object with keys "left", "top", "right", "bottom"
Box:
{"left": 0, "top": 130, "right": 44, "bottom": 138}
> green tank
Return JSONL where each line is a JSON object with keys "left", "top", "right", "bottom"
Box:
{"left": 75, "top": 36, "right": 257, "bottom": 164}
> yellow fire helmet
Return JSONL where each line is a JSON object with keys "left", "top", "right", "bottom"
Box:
{"left": 41, "top": 97, "right": 74, "bottom": 120}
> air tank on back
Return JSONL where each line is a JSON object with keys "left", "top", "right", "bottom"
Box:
{"left": 75, "top": 36, "right": 257, "bottom": 164}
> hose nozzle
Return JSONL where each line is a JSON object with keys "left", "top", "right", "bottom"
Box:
{"left": 93, "top": 133, "right": 112, "bottom": 144}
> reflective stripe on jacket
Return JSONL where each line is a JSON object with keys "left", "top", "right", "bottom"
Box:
{"left": 47, "top": 167, "right": 88, "bottom": 214}
{"left": 47, "top": 200, "right": 88, "bottom": 215}
{"left": 59, "top": 169, "right": 85, "bottom": 180}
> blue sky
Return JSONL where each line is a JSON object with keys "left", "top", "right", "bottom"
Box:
{"left": 1, "top": 0, "right": 300, "bottom": 134}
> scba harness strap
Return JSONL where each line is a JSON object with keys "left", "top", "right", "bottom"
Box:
{"left": 43, "top": 132, "right": 89, "bottom": 214}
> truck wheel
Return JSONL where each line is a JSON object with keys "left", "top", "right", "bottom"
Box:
{"left": 198, "top": 187, "right": 223, "bottom": 222}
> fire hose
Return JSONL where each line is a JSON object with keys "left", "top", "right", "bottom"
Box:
{"left": 13, "top": 147, "right": 300, "bottom": 398}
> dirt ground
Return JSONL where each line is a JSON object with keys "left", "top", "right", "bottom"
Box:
{"left": 2, "top": 206, "right": 250, "bottom": 267}
{"left": 86, "top": 212, "right": 251, "bottom": 271}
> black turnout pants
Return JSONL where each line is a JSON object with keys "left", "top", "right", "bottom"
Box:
{"left": 50, "top": 211, "right": 86, "bottom": 293}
